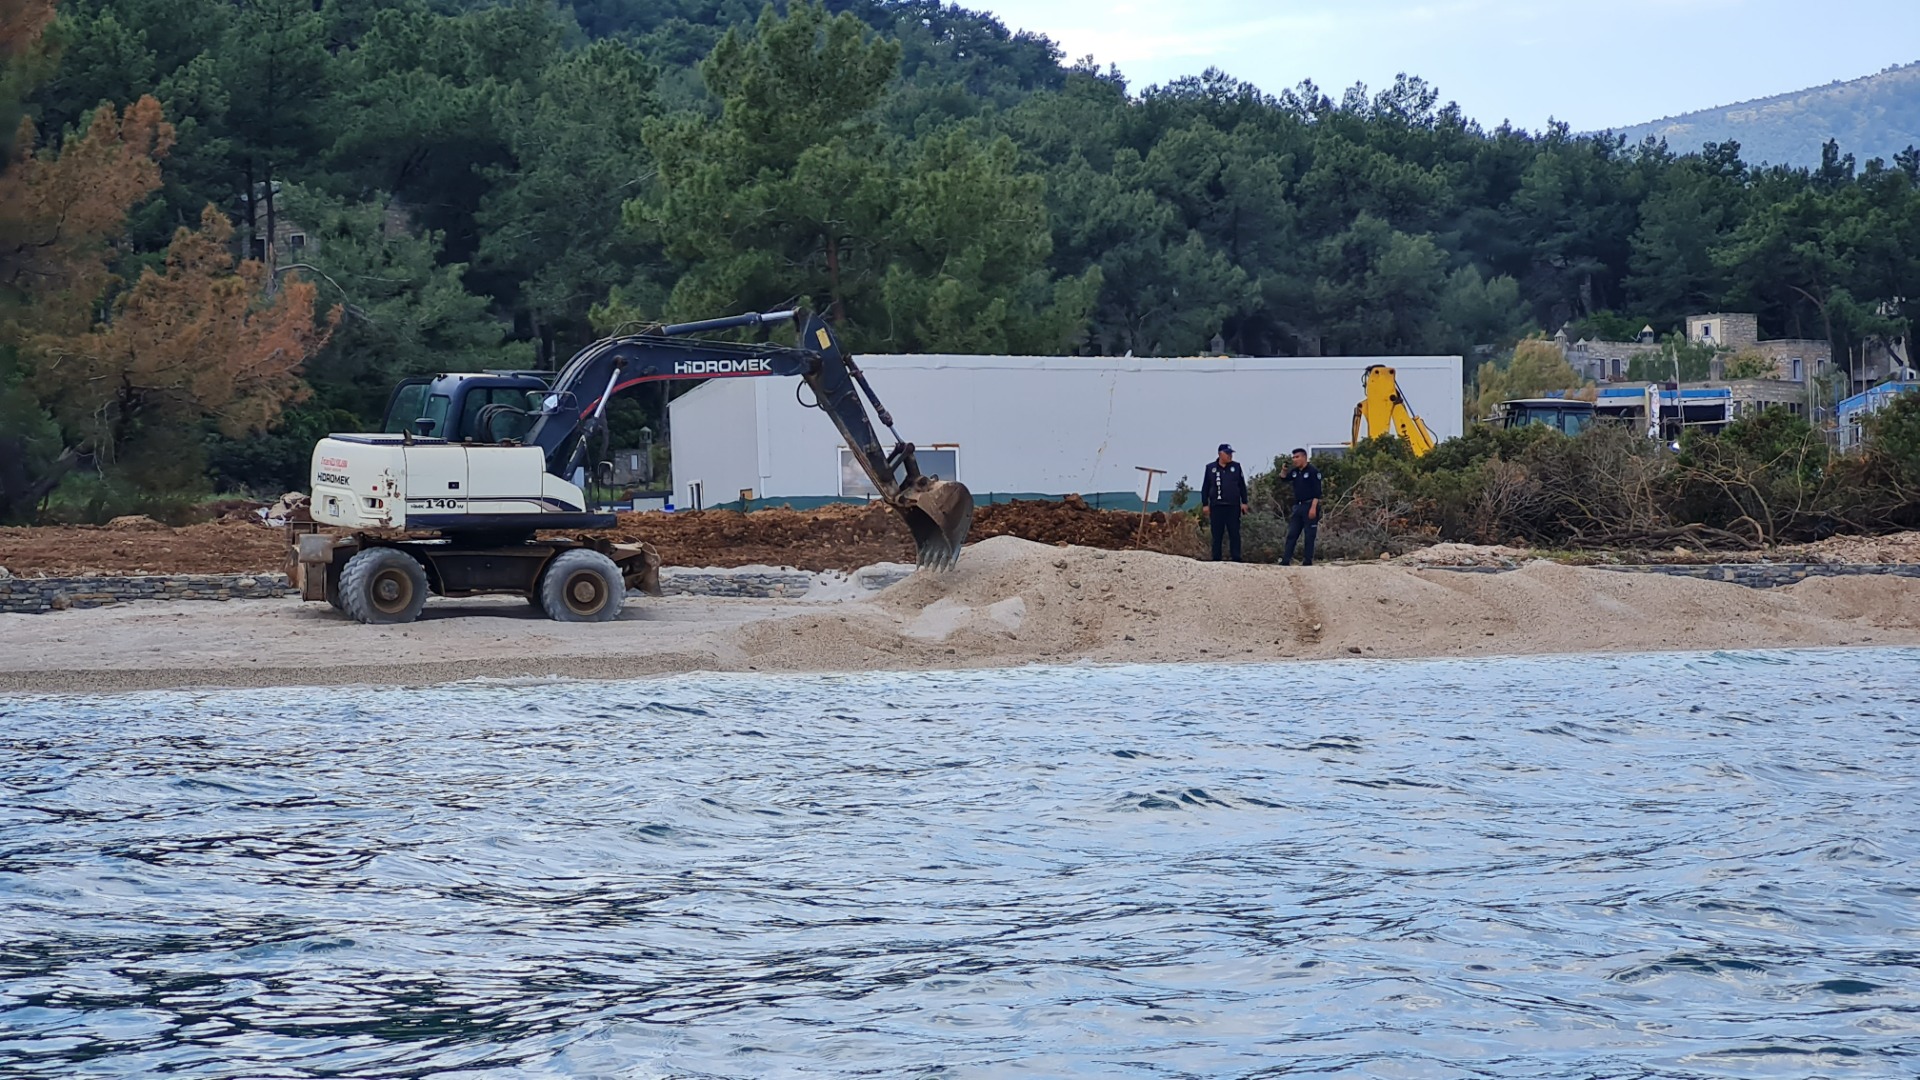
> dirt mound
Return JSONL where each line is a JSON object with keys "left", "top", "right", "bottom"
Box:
{"left": 588, "top": 503, "right": 917, "bottom": 571}
{"left": 0, "top": 520, "right": 287, "bottom": 576}
{"left": 972, "top": 496, "right": 1203, "bottom": 556}
{"left": 105, "top": 515, "right": 169, "bottom": 532}
{"left": 587, "top": 497, "right": 1201, "bottom": 572}
{"left": 0, "top": 499, "right": 1192, "bottom": 577}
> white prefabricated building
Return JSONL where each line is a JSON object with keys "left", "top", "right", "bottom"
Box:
{"left": 667, "top": 354, "right": 1463, "bottom": 509}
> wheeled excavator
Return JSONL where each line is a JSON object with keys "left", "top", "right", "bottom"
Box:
{"left": 1351, "top": 364, "right": 1436, "bottom": 457}
{"left": 287, "top": 310, "right": 973, "bottom": 624}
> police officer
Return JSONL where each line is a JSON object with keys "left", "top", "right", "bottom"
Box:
{"left": 1280, "top": 447, "right": 1322, "bottom": 566}
{"left": 1202, "top": 443, "right": 1250, "bottom": 562}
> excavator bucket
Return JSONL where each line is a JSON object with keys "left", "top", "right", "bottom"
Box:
{"left": 898, "top": 479, "right": 973, "bottom": 570}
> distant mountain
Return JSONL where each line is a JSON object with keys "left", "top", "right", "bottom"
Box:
{"left": 1608, "top": 62, "right": 1920, "bottom": 168}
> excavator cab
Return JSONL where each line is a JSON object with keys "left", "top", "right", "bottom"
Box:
{"left": 380, "top": 374, "right": 550, "bottom": 442}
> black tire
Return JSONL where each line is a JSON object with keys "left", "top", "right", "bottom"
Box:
{"left": 339, "top": 547, "right": 430, "bottom": 625}
{"left": 539, "top": 549, "right": 624, "bottom": 622}
{"left": 323, "top": 564, "right": 344, "bottom": 612}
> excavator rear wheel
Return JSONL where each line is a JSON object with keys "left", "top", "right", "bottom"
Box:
{"left": 339, "top": 547, "right": 430, "bottom": 625}
{"left": 539, "top": 549, "right": 624, "bottom": 623}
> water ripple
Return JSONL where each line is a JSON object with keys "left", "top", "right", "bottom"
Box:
{"left": 2, "top": 649, "right": 1918, "bottom": 1077}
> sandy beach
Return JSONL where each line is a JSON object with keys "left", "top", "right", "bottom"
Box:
{"left": 3, "top": 536, "right": 1916, "bottom": 693}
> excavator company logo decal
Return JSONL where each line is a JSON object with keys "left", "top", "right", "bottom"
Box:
{"left": 317, "top": 472, "right": 351, "bottom": 486}
{"left": 673, "top": 358, "right": 771, "bottom": 375}
{"left": 320, "top": 457, "right": 350, "bottom": 469}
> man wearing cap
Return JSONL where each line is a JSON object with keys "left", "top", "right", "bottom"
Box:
{"left": 1280, "top": 447, "right": 1322, "bottom": 566}
{"left": 1202, "top": 443, "right": 1250, "bottom": 562}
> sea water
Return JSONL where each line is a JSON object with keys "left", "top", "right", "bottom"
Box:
{"left": 2, "top": 650, "right": 1916, "bottom": 1077}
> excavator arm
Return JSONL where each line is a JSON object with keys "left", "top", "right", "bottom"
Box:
{"left": 519, "top": 310, "right": 972, "bottom": 569}
{"left": 1352, "top": 364, "right": 1437, "bottom": 457}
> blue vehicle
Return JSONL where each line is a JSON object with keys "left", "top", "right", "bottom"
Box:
{"left": 1498, "top": 397, "right": 1597, "bottom": 436}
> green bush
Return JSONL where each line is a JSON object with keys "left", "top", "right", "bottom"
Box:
{"left": 206, "top": 405, "right": 366, "bottom": 497}
{"left": 1863, "top": 389, "right": 1920, "bottom": 488}
{"left": 0, "top": 358, "right": 71, "bottom": 525}
{"left": 38, "top": 471, "right": 212, "bottom": 527}
{"left": 1257, "top": 405, "right": 1920, "bottom": 557}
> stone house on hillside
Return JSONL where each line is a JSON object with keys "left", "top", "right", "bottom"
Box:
{"left": 1561, "top": 326, "right": 1660, "bottom": 383}
{"left": 1558, "top": 310, "right": 1820, "bottom": 420}
{"left": 240, "top": 185, "right": 418, "bottom": 274}
{"left": 245, "top": 198, "right": 311, "bottom": 269}
{"left": 1686, "top": 311, "right": 1829, "bottom": 382}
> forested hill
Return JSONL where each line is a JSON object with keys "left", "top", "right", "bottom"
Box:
{"left": 6, "top": 0, "right": 1920, "bottom": 517}
{"left": 1610, "top": 61, "right": 1920, "bottom": 168}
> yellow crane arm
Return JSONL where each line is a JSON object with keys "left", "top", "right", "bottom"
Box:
{"left": 1352, "top": 364, "right": 1436, "bottom": 456}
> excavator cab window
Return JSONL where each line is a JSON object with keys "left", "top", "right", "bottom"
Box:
{"left": 460, "top": 387, "right": 533, "bottom": 442}
{"left": 383, "top": 380, "right": 430, "bottom": 434}
{"left": 415, "top": 393, "right": 452, "bottom": 437}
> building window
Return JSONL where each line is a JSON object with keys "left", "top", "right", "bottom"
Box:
{"left": 249, "top": 237, "right": 267, "bottom": 261}
{"left": 1790, "top": 357, "right": 1803, "bottom": 381}
{"left": 840, "top": 446, "right": 959, "bottom": 497}
{"left": 288, "top": 233, "right": 306, "bottom": 251}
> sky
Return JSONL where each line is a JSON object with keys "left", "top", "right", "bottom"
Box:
{"left": 964, "top": 0, "right": 1920, "bottom": 133}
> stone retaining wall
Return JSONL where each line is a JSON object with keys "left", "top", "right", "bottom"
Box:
{"left": 1601, "top": 563, "right": 1920, "bottom": 587}
{"left": 658, "top": 569, "right": 816, "bottom": 598}
{"left": 1, "top": 564, "right": 923, "bottom": 613}
{"left": 657, "top": 565, "right": 913, "bottom": 598}
{"left": 1427, "top": 563, "right": 1920, "bottom": 588}
{"left": 1, "top": 573, "right": 294, "bottom": 614}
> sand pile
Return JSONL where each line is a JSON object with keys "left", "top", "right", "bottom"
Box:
{"left": 1787, "top": 531, "right": 1920, "bottom": 564}
{"left": 1390, "top": 542, "right": 1532, "bottom": 567}
{"left": 5, "top": 535, "right": 1920, "bottom": 692}
{"left": 838, "top": 535, "right": 1920, "bottom": 666}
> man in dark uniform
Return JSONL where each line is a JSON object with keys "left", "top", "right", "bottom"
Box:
{"left": 1202, "top": 443, "right": 1250, "bottom": 562}
{"left": 1280, "top": 447, "right": 1322, "bottom": 566}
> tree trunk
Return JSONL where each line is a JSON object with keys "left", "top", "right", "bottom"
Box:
{"left": 243, "top": 158, "right": 256, "bottom": 260}
{"left": 264, "top": 159, "right": 277, "bottom": 286}
{"left": 824, "top": 232, "right": 846, "bottom": 325}
{"left": 0, "top": 440, "right": 73, "bottom": 526}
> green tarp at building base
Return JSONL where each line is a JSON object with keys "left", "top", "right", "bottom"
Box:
{"left": 689, "top": 491, "right": 1193, "bottom": 514}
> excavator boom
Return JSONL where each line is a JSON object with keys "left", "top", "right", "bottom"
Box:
{"left": 522, "top": 310, "right": 972, "bottom": 569}
{"left": 1351, "top": 364, "right": 1437, "bottom": 456}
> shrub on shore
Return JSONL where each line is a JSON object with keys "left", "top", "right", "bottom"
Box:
{"left": 1239, "top": 396, "right": 1920, "bottom": 559}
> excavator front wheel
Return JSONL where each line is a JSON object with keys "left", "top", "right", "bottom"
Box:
{"left": 540, "top": 549, "right": 624, "bottom": 622}
{"left": 339, "top": 547, "right": 429, "bottom": 625}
